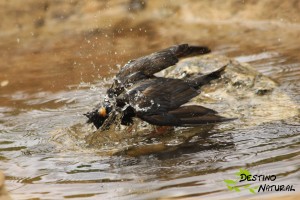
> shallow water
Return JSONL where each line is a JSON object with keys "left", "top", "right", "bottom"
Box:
{"left": 1, "top": 19, "right": 300, "bottom": 200}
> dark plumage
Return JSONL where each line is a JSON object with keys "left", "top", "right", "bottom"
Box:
{"left": 85, "top": 44, "right": 231, "bottom": 130}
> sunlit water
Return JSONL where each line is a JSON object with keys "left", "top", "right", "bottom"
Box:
{"left": 1, "top": 23, "right": 300, "bottom": 199}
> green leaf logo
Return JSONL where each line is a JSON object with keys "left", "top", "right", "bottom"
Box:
{"left": 235, "top": 168, "right": 251, "bottom": 178}
{"left": 225, "top": 168, "right": 259, "bottom": 194}
{"left": 224, "top": 179, "right": 237, "bottom": 185}
{"left": 223, "top": 179, "right": 240, "bottom": 192}
{"left": 249, "top": 188, "right": 256, "bottom": 194}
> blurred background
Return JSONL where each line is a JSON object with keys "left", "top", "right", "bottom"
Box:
{"left": 1, "top": 0, "right": 300, "bottom": 95}
{"left": 0, "top": 0, "right": 299, "bottom": 199}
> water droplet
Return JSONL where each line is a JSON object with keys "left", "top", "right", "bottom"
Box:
{"left": 90, "top": 85, "right": 97, "bottom": 91}
{"left": 1, "top": 80, "right": 9, "bottom": 87}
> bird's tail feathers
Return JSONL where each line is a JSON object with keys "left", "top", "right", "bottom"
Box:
{"left": 187, "top": 65, "right": 227, "bottom": 89}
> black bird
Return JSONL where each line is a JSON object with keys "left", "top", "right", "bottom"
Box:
{"left": 85, "top": 44, "right": 230, "bottom": 130}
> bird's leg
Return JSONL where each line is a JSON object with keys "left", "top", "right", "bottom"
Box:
{"left": 150, "top": 126, "right": 173, "bottom": 135}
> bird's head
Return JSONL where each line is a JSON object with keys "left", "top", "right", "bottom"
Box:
{"left": 84, "top": 100, "right": 112, "bottom": 129}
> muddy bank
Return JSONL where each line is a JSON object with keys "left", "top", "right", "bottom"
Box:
{"left": 1, "top": 0, "right": 300, "bottom": 35}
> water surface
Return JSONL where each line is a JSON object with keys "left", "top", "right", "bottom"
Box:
{"left": 1, "top": 15, "right": 300, "bottom": 200}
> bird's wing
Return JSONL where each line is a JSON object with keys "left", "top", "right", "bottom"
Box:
{"left": 116, "top": 44, "right": 210, "bottom": 84}
{"left": 140, "top": 105, "right": 233, "bottom": 126}
{"left": 117, "top": 78, "right": 199, "bottom": 115}
{"left": 108, "top": 44, "right": 210, "bottom": 97}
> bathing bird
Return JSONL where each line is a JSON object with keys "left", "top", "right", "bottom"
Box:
{"left": 85, "top": 44, "right": 230, "bottom": 130}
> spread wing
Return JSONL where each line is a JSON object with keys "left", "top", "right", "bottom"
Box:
{"left": 140, "top": 105, "right": 232, "bottom": 126}
{"left": 116, "top": 77, "right": 234, "bottom": 127}
{"left": 117, "top": 44, "right": 210, "bottom": 81}
{"left": 108, "top": 44, "right": 210, "bottom": 96}
{"left": 117, "top": 78, "right": 199, "bottom": 115}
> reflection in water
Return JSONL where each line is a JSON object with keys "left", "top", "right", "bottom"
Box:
{"left": 1, "top": 4, "right": 300, "bottom": 200}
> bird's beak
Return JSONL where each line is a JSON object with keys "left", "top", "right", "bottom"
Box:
{"left": 98, "top": 107, "right": 107, "bottom": 117}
